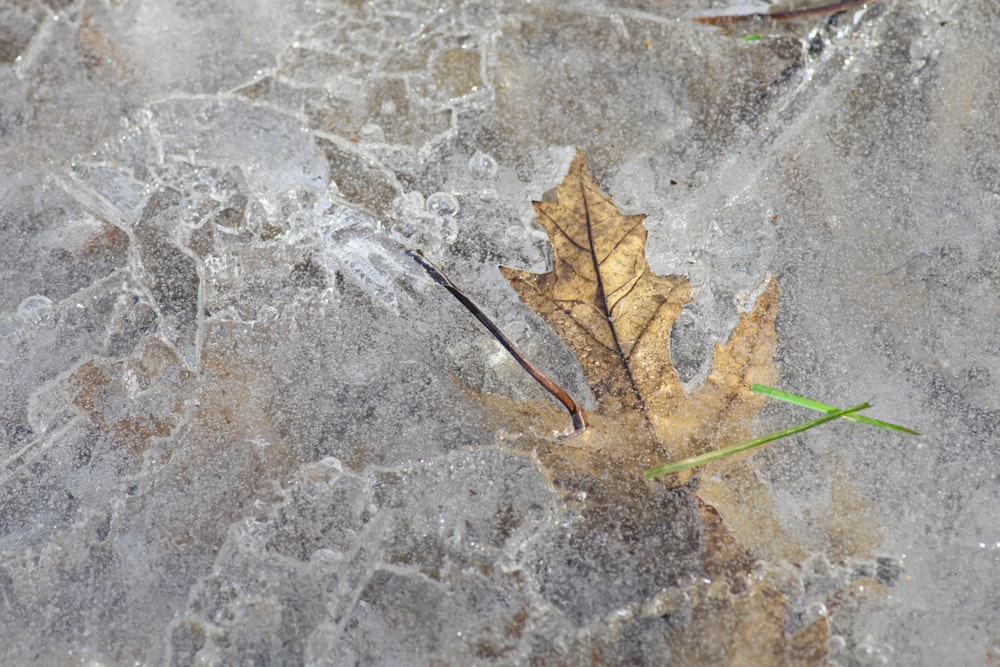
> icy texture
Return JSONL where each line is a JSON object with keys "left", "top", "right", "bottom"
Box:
{"left": 1, "top": 1, "right": 999, "bottom": 665}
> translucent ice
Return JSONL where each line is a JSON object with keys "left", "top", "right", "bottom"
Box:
{"left": 15, "top": 295, "right": 57, "bottom": 328}
{"left": 2, "top": 1, "right": 999, "bottom": 665}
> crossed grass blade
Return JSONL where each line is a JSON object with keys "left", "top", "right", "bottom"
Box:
{"left": 643, "top": 403, "right": 871, "bottom": 479}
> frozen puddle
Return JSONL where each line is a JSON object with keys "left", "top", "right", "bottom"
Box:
{"left": 1, "top": 1, "right": 998, "bottom": 665}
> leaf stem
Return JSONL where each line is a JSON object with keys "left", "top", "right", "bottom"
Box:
{"left": 408, "top": 250, "right": 588, "bottom": 433}
{"left": 643, "top": 402, "right": 870, "bottom": 479}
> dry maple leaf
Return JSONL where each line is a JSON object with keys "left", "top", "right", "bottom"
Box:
{"left": 490, "top": 152, "right": 884, "bottom": 665}
{"left": 496, "top": 152, "right": 879, "bottom": 564}
{"left": 419, "top": 150, "right": 883, "bottom": 665}
{"left": 498, "top": 151, "right": 780, "bottom": 505}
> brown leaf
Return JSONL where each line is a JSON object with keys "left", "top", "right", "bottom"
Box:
{"left": 499, "top": 151, "right": 779, "bottom": 494}
{"left": 455, "top": 151, "right": 883, "bottom": 665}
{"left": 500, "top": 156, "right": 692, "bottom": 413}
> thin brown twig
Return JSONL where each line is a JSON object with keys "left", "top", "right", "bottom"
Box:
{"left": 408, "top": 250, "right": 588, "bottom": 434}
{"left": 694, "top": 0, "right": 871, "bottom": 25}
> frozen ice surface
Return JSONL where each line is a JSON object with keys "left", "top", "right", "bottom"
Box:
{"left": 1, "top": 0, "right": 999, "bottom": 665}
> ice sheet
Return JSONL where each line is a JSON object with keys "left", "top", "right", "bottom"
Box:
{"left": 1, "top": 1, "right": 998, "bottom": 665}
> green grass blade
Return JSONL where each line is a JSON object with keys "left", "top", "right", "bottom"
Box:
{"left": 751, "top": 384, "right": 920, "bottom": 435}
{"left": 643, "top": 403, "right": 870, "bottom": 479}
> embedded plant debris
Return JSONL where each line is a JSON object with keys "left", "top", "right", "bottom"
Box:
{"left": 694, "top": 0, "right": 871, "bottom": 26}
{"left": 416, "top": 151, "right": 887, "bottom": 665}
{"left": 409, "top": 249, "right": 587, "bottom": 432}
{"left": 498, "top": 151, "right": 780, "bottom": 498}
